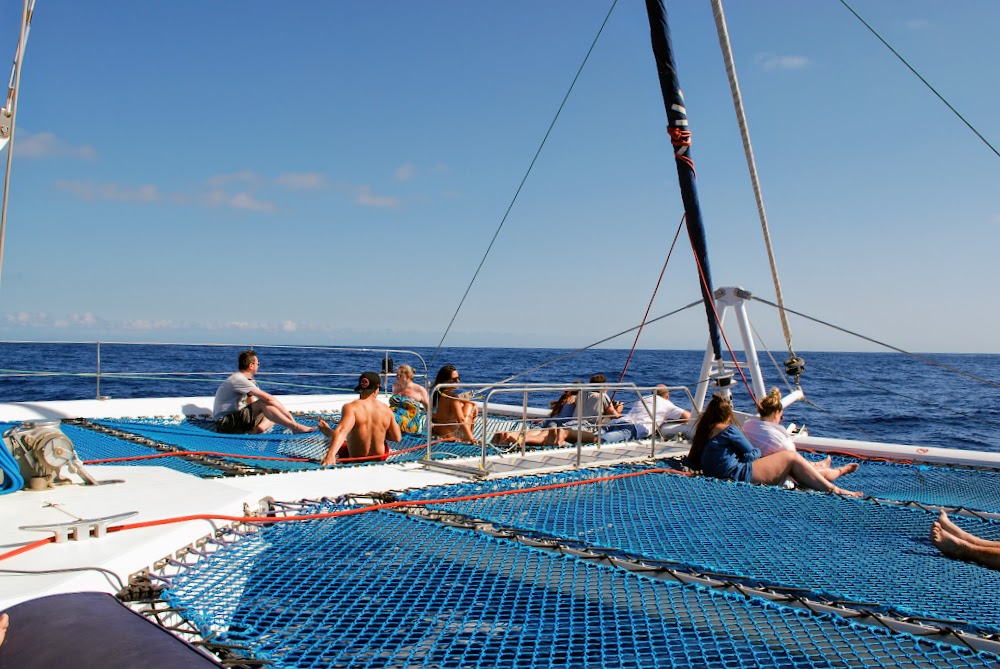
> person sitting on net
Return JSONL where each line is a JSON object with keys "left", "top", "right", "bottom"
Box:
{"left": 431, "top": 365, "right": 479, "bottom": 444}
{"left": 391, "top": 363, "right": 430, "bottom": 408}
{"left": 931, "top": 510, "right": 1000, "bottom": 571}
{"left": 577, "top": 374, "right": 623, "bottom": 428}
{"left": 596, "top": 385, "right": 691, "bottom": 443}
{"left": 687, "top": 394, "right": 862, "bottom": 497}
{"left": 742, "top": 387, "right": 858, "bottom": 483}
{"left": 212, "top": 350, "right": 315, "bottom": 434}
{"left": 492, "top": 384, "right": 585, "bottom": 447}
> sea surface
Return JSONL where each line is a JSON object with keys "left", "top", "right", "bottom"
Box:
{"left": 1, "top": 342, "right": 998, "bottom": 453}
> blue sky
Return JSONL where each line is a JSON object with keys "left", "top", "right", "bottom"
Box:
{"left": 0, "top": 1, "right": 997, "bottom": 353}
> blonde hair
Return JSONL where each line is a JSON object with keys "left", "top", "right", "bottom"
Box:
{"left": 397, "top": 364, "right": 414, "bottom": 380}
{"left": 757, "top": 387, "right": 783, "bottom": 418}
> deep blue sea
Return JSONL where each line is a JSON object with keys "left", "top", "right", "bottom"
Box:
{"left": 1, "top": 343, "right": 998, "bottom": 453}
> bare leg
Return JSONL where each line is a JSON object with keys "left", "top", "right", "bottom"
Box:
{"left": 752, "top": 451, "right": 862, "bottom": 497}
{"left": 0, "top": 612, "right": 7, "bottom": 648}
{"left": 257, "top": 403, "right": 315, "bottom": 433}
{"left": 937, "top": 511, "right": 1000, "bottom": 548}
{"left": 931, "top": 520, "right": 1000, "bottom": 570}
{"left": 819, "top": 462, "right": 859, "bottom": 482}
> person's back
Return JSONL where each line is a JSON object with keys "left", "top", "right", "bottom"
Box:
{"left": 742, "top": 418, "right": 795, "bottom": 457}
{"left": 343, "top": 395, "right": 396, "bottom": 459}
{"left": 319, "top": 372, "right": 402, "bottom": 465}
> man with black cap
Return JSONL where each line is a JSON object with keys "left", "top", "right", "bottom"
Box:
{"left": 318, "top": 371, "right": 401, "bottom": 466}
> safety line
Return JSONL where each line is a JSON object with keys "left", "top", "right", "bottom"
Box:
{"left": 430, "top": 0, "right": 620, "bottom": 369}
{"left": 611, "top": 214, "right": 685, "bottom": 401}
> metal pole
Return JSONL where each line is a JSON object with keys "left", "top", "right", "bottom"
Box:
{"left": 96, "top": 341, "right": 101, "bottom": 399}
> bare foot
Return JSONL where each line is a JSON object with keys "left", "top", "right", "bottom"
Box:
{"left": 831, "top": 486, "right": 863, "bottom": 498}
{"left": 0, "top": 612, "right": 7, "bottom": 648}
{"left": 936, "top": 511, "right": 994, "bottom": 547}
{"left": 292, "top": 423, "right": 317, "bottom": 434}
{"left": 815, "top": 456, "right": 832, "bottom": 469}
{"left": 931, "top": 520, "right": 972, "bottom": 559}
{"left": 317, "top": 419, "right": 334, "bottom": 439}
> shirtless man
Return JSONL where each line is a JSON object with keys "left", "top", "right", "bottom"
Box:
{"left": 318, "top": 371, "right": 401, "bottom": 465}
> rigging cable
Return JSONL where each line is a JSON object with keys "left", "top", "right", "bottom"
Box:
{"left": 0, "top": 0, "right": 35, "bottom": 289}
{"left": 610, "top": 214, "right": 685, "bottom": 401}
{"left": 429, "top": 0, "right": 620, "bottom": 371}
{"left": 838, "top": 0, "right": 1000, "bottom": 160}
{"left": 709, "top": 0, "right": 798, "bottom": 363}
{"left": 750, "top": 295, "right": 1000, "bottom": 389}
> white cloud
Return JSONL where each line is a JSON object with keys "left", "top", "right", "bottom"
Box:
{"left": 275, "top": 172, "right": 329, "bottom": 190}
{"left": 352, "top": 184, "right": 399, "bottom": 208}
{"left": 755, "top": 53, "right": 811, "bottom": 71}
{"left": 5, "top": 311, "right": 48, "bottom": 326}
{"left": 207, "top": 170, "right": 263, "bottom": 187}
{"left": 55, "top": 180, "right": 162, "bottom": 203}
{"left": 16, "top": 130, "right": 96, "bottom": 160}
{"left": 281, "top": 320, "right": 297, "bottom": 332}
{"left": 394, "top": 163, "right": 417, "bottom": 182}
{"left": 202, "top": 189, "right": 277, "bottom": 212}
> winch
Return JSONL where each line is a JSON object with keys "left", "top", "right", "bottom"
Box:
{"left": 2, "top": 421, "right": 99, "bottom": 490}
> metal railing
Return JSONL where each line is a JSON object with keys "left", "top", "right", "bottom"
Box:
{"left": 0, "top": 340, "right": 429, "bottom": 400}
{"left": 426, "top": 382, "right": 696, "bottom": 470}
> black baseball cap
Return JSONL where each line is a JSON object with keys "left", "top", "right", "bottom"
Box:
{"left": 354, "top": 371, "right": 381, "bottom": 393}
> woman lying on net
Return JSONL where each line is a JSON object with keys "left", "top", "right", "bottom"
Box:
{"left": 742, "top": 387, "right": 858, "bottom": 483}
{"left": 687, "top": 394, "right": 862, "bottom": 497}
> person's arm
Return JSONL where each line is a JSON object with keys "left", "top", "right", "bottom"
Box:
{"left": 730, "top": 428, "right": 761, "bottom": 462}
{"left": 454, "top": 398, "right": 477, "bottom": 443}
{"left": 602, "top": 394, "right": 623, "bottom": 419}
{"left": 247, "top": 386, "right": 280, "bottom": 406}
{"left": 386, "top": 410, "right": 402, "bottom": 443}
{"left": 321, "top": 405, "right": 357, "bottom": 466}
{"left": 417, "top": 385, "right": 430, "bottom": 409}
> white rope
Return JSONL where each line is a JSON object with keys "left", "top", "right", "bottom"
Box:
{"left": 709, "top": 0, "right": 796, "bottom": 357}
{"left": 0, "top": 0, "right": 36, "bottom": 290}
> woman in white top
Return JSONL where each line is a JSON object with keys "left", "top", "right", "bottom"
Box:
{"left": 743, "top": 388, "right": 858, "bottom": 482}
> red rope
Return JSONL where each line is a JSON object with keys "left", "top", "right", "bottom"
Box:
{"left": 689, "top": 243, "right": 758, "bottom": 406}
{"left": 612, "top": 214, "right": 686, "bottom": 401}
{"left": 668, "top": 127, "right": 697, "bottom": 175}
{"left": 0, "top": 466, "right": 688, "bottom": 562}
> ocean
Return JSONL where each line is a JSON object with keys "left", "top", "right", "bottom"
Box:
{"left": 1, "top": 342, "right": 998, "bottom": 453}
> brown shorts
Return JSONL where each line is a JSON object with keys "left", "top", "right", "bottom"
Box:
{"left": 215, "top": 406, "right": 264, "bottom": 434}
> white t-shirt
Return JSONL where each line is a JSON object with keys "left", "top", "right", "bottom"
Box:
{"left": 623, "top": 395, "right": 686, "bottom": 439}
{"left": 742, "top": 418, "right": 796, "bottom": 457}
{"left": 213, "top": 372, "right": 258, "bottom": 420}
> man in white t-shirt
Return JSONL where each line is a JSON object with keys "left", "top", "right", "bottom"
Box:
{"left": 600, "top": 385, "right": 691, "bottom": 443}
{"left": 212, "top": 350, "right": 315, "bottom": 434}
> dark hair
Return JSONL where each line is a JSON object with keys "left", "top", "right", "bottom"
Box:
{"left": 432, "top": 365, "right": 459, "bottom": 409}
{"left": 687, "top": 394, "right": 734, "bottom": 471}
{"left": 238, "top": 349, "right": 257, "bottom": 371}
{"left": 548, "top": 382, "right": 582, "bottom": 417}
{"left": 589, "top": 374, "right": 606, "bottom": 384}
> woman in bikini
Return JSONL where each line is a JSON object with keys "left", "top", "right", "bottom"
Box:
{"left": 431, "top": 365, "right": 479, "bottom": 444}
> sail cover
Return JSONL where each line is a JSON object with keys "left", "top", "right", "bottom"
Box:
{"left": 644, "top": 0, "right": 722, "bottom": 360}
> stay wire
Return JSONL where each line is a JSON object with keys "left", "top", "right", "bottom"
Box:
{"left": 611, "top": 214, "right": 685, "bottom": 401}
{"left": 750, "top": 295, "right": 1000, "bottom": 389}
{"left": 494, "top": 300, "right": 701, "bottom": 387}
{"left": 838, "top": 0, "right": 1000, "bottom": 159}
{"left": 429, "top": 0, "right": 620, "bottom": 371}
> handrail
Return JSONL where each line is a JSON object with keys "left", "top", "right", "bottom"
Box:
{"left": 427, "top": 382, "right": 696, "bottom": 469}
{"left": 0, "top": 340, "right": 428, "bottom": 399}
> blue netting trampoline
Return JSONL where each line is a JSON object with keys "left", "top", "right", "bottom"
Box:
{"left": 61, "top": 423, "right": 219, "bottom": 478}
{"left": 161, "top": 502, "right": 998, "bottom": 669}
{"left": 398, "top": 467, "right": 1000, "bottom": 636}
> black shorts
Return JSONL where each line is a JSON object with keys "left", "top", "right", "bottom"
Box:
{"left": 215, "top": 406, "right": 263, "bottom": 434}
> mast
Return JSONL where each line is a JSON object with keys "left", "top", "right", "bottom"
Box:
{"left": 644, "top": 0, "right": 722, "bottom": 361}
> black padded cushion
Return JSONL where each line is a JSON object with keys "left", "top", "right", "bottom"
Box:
{"left": 0, "top": 591, "right": 220, "bottom": 668}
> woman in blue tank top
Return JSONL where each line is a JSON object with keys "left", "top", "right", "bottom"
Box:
{"left": 687, "top": 394, "right": 862, "bottom": 497}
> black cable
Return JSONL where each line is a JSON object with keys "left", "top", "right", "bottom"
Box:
{"left": 838, "top": 0, "right": 1000, "bottom": 159}
{"left": 430, "top": 0, "right": 621, "bottom": 371}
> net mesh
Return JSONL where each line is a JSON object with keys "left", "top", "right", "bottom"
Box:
{"left": 161, "top": 502, "right": 998, "bottom": 669}
{"left": 398, "top": 466, "right": 1000, "bottom": 636}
